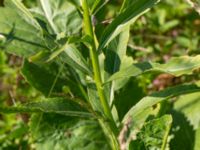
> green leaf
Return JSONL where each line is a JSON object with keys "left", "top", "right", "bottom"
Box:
{"left": 98, "top": 0, "right": 161, "bottom": 50}
{"left": 21, "top": 60, "right": 82, "bottom": 97}
{"left": 0, "top": 7, "right": 47, "bottom": 57}
{"left": 194, "top": 126, "right": 200, "bottom": 150}
{"left": 59, "top": 44, "right": 92, "bottom": 75}
{"left": 30, "top": 114, "right": 110, "bottom": 150}
{"left": 5, "top": 0, "right": 42, "bottom": 32}
{"left": 174, "top": 92, "right": 200, "bottom": 129}
{"left": 91, "top": 0, "right": 109, "bottom": 14}
{"left": 0, "top": 97, "right": 92, "bottom": 118}
{"left": 170, "top": 110, "right": 195, "bottom": 150}
{"left": 129, "top": 115, "right": 172, "bottom": 150}
{"left": 114, "top": 80, "right": 145, "bottom": 121}
{"left": 31, "top": 0, "right": 82, "bottom": 35}
{"left": 87, "top": 83, "right": 103, "bottom": 114}
{"left": 104, "top": 27, "right": 130, "bottom": 104}
{"left": 106, "top": 55, "right": 200, "bottom": 83}
{"left": 123, "top": 83, "right": 200, "bottom": 128}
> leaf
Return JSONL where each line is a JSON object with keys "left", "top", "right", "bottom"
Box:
{"left": 114, "top": 80, "right": 145, "bottom": 121}
{"left": 31, "top": 0, "right": 82, "bottom": 35}
{"left": 194, "top": 126, "right": 200, "bottom": 150}
{"left": 29, "top": 114, "right": 110, "bottom": 150}
{"left": 87, "top": 83, "right": 103, "bottom": 114}
{"left": 106, "top": 55, "right": 200, "bottom": 83}
{"left": 4, "top": 0, "right": 42, "bottom": 32}
{"left": 59, "top": 44, "right": 92, "bottom": 75}
{"left": 0, "top": 97, "right": 92, "bottom": 118}
{"left": 91, "top": 0, "right": 109, "bottom": 14}
{"left": 123, "top": 84, "right": 200, "bottom": 127}
{"left": 174, "top": 92, "right": 200, "bottom": 129}
{"left": 104, "top": 27, "right": 130, "bottom": 104}
{"left": 29, "top": 42, "right": 91, "bottom": 75}
{"left": 0, "top": 7, "right": 47, "bottom": 57}
{"left": 98, "top": 0, "right": 161, "bottom": 50}
{"left": 129, "top": 115, "right": 172, "bottom": 150}
{"left": 169, "top": 110, "right": 195, "bottom": 150}
{"left": 21, "top": 60, "right": 83, "bottom": 97}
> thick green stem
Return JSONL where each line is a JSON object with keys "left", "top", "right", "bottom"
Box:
{"left": 81, "top": 0, "right": 119, "bottom": 149}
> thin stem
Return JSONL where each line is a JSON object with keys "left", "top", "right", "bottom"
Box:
{"left": 81, "top": 0, "right": 114, "bottom": 124}
{"left": 81, "top": 0, "right": 119, "bottom": 149}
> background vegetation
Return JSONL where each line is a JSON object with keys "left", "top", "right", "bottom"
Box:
{"left": 1, "top": 0, "right": 200, "bottom": 149}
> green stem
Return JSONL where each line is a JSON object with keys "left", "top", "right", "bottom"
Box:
{"left": 81, "top": 0, "right": 114, "bottom": 124}
{"left": 81, "top": 0, "right": 119, "bottom": 149}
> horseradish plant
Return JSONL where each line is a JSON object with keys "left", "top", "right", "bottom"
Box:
{"left": 1, "top": 0, "right": 200, "bottom": 149}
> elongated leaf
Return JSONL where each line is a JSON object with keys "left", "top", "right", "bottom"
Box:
{"left": 106, "top": 55, "right": 200, "bottom": 83}
{"left": 98, "top": 0, "right": 161, "bottom": 50}
{"left": 123, "top": 83, "right": 200, "bottom": 127}
{"left": 91, "top": 0, "right": 109, "bottom": 14}
{"left": 104, "top": 28, "right": 130, "bottom": 104}
{"left": 0, "top": 97, "right": 92, "bottom": 118}
{"left": 129, "top": 115, "right": 172, "bottom": 150}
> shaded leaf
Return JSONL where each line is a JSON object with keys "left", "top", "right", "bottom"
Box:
{"left": 170, "top": 110, "right": 195, "bottom": 150}
{"left": 104, "top": 28, "right": 130, "bottom": 104}
{"left": 21, "top": 60, "right": 82, "bottom": 97}
{"left": 30, "top": 114, "right": 110, "bottom": 150}
{"left": 115, "top": 80, "right": 145, "bottom": 121}
{"left": 0, "top": 97, "right": 92, "bottom": 118}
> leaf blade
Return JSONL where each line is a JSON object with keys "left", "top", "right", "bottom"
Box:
{"left": 98, "top": 0, "right": 161, "bottom": 50}
{"left": 106, "top": 55, "right": 200, "bottom": 83}
{"left": 0, "top": 97, "right": 92, "bottom": 118}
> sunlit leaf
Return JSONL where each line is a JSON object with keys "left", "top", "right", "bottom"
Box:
{"left": 106, "top": 55, "right": 200, "bottom": 83}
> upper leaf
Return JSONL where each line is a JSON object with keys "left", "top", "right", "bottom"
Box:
{"left": 31, "top": 0, "right": 82, "bottom": 35}
{"left": 98, "top": 0, "right": 161, "bottom": 50}
{"left": 104, "top": 28, "right": 130, "bottom": 104}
